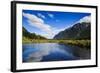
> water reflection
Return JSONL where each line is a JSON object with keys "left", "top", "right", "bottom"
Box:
{"left": 23, "top": 43, "right": 90, "bottom": 62}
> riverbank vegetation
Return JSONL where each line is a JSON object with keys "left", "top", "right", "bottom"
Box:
{"left": 23, "top": 37, "right": 90, "bottom": 48}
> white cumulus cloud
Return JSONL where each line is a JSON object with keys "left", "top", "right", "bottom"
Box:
{"left": 23, "top": 12, "right": 54, "bottom": 38}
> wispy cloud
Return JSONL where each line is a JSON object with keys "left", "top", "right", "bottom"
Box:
{"left": 23, "top": 12, "right": 67, "bottom": 39}
{"left": 48, "top": 13, "right": 54, "bottom": 18}
{"left": 37, "top": 13, "right": 46, "bottom": 19}
{"left": 23, "top": 12, "right": 54, "bottom": 38}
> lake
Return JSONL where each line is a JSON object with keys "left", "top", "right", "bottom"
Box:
{"left": 23, "top": 43, "right": 90, "bottom": 62}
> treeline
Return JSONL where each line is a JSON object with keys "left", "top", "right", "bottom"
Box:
{"left": 23, "top": 27, "right": 47, "bottom": 39}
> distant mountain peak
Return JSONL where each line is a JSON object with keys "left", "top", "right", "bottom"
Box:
{"left": 77, "top": 15, "right": 91, "bottom": 23}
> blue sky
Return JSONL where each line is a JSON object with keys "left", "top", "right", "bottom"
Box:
{"left": 22, "top": 10, "right": 91, "bottom": 39}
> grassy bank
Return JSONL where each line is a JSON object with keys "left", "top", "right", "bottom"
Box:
{"left": 58, "top": 40, "right": 90, "bottom": 48}
{"left": 23, "top": 37, "right": 90, "bottom": 48}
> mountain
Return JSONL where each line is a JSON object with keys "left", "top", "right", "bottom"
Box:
{"left": 23, "top": 27, "right": 47, "bottom": 39}
{"left": 53, "top": 22, "right": 91, "bottom": 40}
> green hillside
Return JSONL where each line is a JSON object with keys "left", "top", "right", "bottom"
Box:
{"left": 22, "top": 27, "right": 47, "bottom": 43}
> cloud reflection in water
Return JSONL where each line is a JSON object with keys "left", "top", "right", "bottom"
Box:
{"left": 23, "top": 43, "right": 75, "bottom": 62}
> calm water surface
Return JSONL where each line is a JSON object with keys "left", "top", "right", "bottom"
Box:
{"left": 23, "top": 43, "right": 90, "bottom": 62}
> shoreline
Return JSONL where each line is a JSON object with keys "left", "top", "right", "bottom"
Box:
{"left": 22, "top": 39, "right": 90, "bottom": 48}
